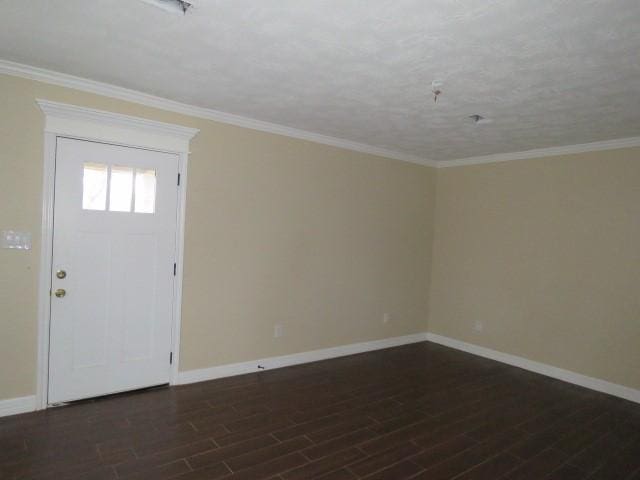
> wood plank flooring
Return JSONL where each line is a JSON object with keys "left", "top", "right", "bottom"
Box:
{"left": 1, "top": 341, "right": 639, "bottom": 480}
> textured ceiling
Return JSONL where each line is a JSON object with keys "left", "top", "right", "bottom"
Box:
{"left": 1, "top": 0, "right": 639, "bottom": 162}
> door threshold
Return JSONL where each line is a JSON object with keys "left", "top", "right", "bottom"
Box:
{"left": 48, "top": 383, "right": 170, "bottom": 408}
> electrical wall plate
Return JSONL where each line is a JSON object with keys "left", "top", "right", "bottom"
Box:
{"left": 1, "top": 230, "right": 32, "bottom": 250}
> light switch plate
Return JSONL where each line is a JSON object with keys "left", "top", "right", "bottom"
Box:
{"left": 1, "top": 230, "right": 32, "bottom": 250}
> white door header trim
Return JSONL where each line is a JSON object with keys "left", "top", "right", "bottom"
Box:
{"left": 36, "top": 99, "right": 199, "bottom": 153}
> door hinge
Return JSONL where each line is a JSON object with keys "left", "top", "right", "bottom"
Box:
{"left": 177, "top": 173, "right": 181, "bottom": 186}
{"left": 173, "top": 263, "right": 177, "bottom": 276}
{"left": 170, "top": 352, "right": 173, "bottom": 365}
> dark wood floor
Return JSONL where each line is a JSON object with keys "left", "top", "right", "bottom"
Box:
{"left": 1, "top": 342, "right": 639, "bottom": 480}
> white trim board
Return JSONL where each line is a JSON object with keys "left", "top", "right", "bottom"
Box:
{"left": 177, "top": 332, "right": 429, "bottom": 385}
{"left": 425, "top": 333, "right": 640, "bottom": 404}
{"left": 35, "top": 99, "right": 197, "bottom": 410}
{"left": 37, "top": 99, "right": 198, "bottom": 153}
{"left": 3, "top": 330, "right": 637, "bottom": 417}
{"left": 0, "top": 396, "right": 36, "bottom": 418}
{"left": 436, "top": 136, "right": 640, "bottom": 168}
{"left": 4, "top": 59, "right": 639, "bottom": 169}
{"left": 0, "top": 59, "right": 434, "bottom": 167}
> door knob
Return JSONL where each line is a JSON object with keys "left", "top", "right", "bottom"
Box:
{"left": 54, "top": 289, "right": 66, "bottom": 298}
{"left": 56, "top": 270, "right": 67, "bottom": 279}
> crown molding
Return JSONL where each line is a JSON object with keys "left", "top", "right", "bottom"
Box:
{"left": 0, "top": 59, "right": 436, "bottom": 167}
{"left": 437, "top": 136, "right": 640, "bottom": 168}
{"left": 6, "top": 59, "right": 636, "bottom": 169}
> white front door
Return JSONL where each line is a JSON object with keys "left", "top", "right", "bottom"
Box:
{"left": 48, "top": 137, "right": 179, "bottom": 404}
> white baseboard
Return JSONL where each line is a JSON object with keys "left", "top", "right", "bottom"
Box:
{"left": 176, "top": 332, "right": 429, "bottom": 385}
{"left": 425, "top": 333, "right": 640, "bottom": 404}
{"left": 0, "top": 395, "right": 37, "bottom": 418}
{"left": 3, "top": 332, "right": 635, "bottom": 418}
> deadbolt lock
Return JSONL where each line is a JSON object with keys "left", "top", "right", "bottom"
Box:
{"left": 56, "top": 270, "right": 67, "bottom": 279}
{"left": 54, "top": 289, "right": 66, "bottom": 298}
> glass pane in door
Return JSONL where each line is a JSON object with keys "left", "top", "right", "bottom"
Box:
{"left": 134, "top": 168, "right": 157, "bottom": 214}
{"left": 82, "top": 163, "right": 108, "bottom": 211}
{"left": 109, "top": 166, "right": 134, "bottom": 212}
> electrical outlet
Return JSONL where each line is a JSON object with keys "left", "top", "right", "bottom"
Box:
{"left": 273, "top": 324, "right": 284, "bottom": 338}
{"left": 474, "top": 320, "right": 484, "bottom": 333}
{"left": 383, "top": 313, "right": 391, "bottom": 324}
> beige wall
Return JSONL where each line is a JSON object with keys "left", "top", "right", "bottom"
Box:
{"left": 0, "top": 74, "right": 436, "bottom": 400}
{"left": 429, "top": 149, "right": 640, "bottom": 390}
{"left": 2, "top": 71, "right": 638, "bottom": 403}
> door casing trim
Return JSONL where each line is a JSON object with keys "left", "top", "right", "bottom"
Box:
{"left": 35, "top": 99, "right": 198, "bottom": 409}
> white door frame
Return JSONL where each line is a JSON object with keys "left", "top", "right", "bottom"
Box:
{"left": 35, "top": 99, "right": 199, "bottom": 409}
